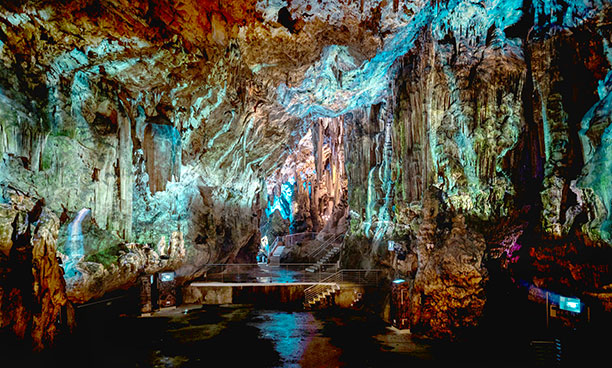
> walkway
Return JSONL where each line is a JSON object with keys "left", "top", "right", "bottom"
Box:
{"left": 200, "top": 263, "right": 339, "bottom": 284}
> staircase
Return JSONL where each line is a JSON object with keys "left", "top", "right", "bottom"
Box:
{"left": 269, "top": 245, "right": 284, "bottom": 266}
{"left": 267, "top": 232, "right": 317, "bottom": 266}
{"left": 303, "top": 269, "right": 381, "bottom": 309}
{"left": 305, "top": 245, "right": 341, "bottom": 273}
{"left": 305, "top": 233, "right": 344, "bottom": 273}
{"left": 303, "top": 283, "right": 340, "bottom": 308}
{"left": 531, "top": 339, "right": 562, "bottom": 366}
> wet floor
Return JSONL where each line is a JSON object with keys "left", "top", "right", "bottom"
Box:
{"left": 102, "top": 306, "right": 438, "bottom": 368}
{"left": 6, "top": 304, "right": 546, "bottom": 368}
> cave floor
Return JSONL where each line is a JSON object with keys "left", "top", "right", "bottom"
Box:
{"left": 10, "top": 305, "right": 543, "bottom": 368}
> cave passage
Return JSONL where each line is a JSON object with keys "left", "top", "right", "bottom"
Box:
{"left": 0, "top": 0, "right": 611, "bottom": 364}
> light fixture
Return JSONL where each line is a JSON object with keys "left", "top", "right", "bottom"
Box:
{"left": 559, "top": 296, "right": 581, "bottom": 313}
{"left": 160, "top": 272, "right": 175, "bottom": 282}
{"left": 392, "top": 279, "right": 405, "bottom": 284}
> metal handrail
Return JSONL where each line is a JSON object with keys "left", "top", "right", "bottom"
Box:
{"left": 303, "top": 269, "right": 382, "bottom": 304}
{"left": 267, "top": 236, "right": 280, "bottom": 258}
{"left": 267, "top": 232, "right": 317, "bottom": 259}
{"left": 283, "top": 232, "right": 317, "bottom": 247}
{"left": 200, "top": 263, "right": 341, "bottom": 283}
{"left": 308, "top": 232, "right": 344, "bottom": 259}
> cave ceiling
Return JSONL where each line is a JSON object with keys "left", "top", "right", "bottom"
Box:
{"left": 1, "top": 0, "right": 612, "bottom": 304}
{"left": 0, "top": 0, "right": 392, "bottom": 181}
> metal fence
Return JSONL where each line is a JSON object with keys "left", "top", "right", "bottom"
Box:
{"left": 307, "top": 232, "right": 344, "bottom": 260}
{"left": 267, "top": 232, "right": 318, "bottom": 259}
{"left": 303, "top": 269, "right": 382, "bottom": 305}
{"left": 201, "top": 263, "right": 341, "bottom": 283}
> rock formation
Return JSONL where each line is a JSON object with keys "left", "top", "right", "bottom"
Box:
{"left": 0, "top": 0, "right": 610, "bottom": 345}
{"left": 0, "top": 193, "right": 71, "bottom": 351}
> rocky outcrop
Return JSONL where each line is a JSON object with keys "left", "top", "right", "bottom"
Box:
{"left": 408, "top": 201, "right": 487, "bottom": 338}
{"left": 0, "top": 194, "right": 71, "bottom": 351}
{"left": 341, "top": 0, "right": 612, "bottom": 338}
{"left": 64, "top": 232, "right": 185, "bottom": 304}
{"left": 0, "top": 0, "right": 611, "bottom": 346}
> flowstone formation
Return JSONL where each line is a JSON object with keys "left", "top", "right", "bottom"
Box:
{"left": 339, "top": 0, "right": 612, "bottom": 337}
{"left": 0, "top": 1, "right": 383, "bottom": 344}
{"left": 0, "top": 194, "right": 71, "bottom": 351}
{"left": 0, "top": 0, "right": 611, "bottom": 345}
{"left": 262, "top": 117, "right": 348, "bottom": 238}
{"left": 0, "top": 0, "right": 383, "bottom": 306}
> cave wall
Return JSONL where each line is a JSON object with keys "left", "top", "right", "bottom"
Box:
{"left": 0, "top": 0, "right": 388, "bottom": 318}
{"left": 0, "top": 195, "right": 71, "bottom": 351}
{"left": 0, "top": 10, "right": 291, "bottom": 306}
{"left": 341, "top": 0, "right": 612, "bottom": 338}
{"left": 262, "top": 116, "right": 348, "bottom": 241}
{"left": 0, "top": 0, "right": 611, "bottom": 346}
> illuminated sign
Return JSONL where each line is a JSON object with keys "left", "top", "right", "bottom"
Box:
{"left": 388, "top": 240, "right": 395, "bottom": 251}
{"left": 559, "top": 296, "right": 581, "bottom": 313}
{"left": 160, "top": 272, "right": 175, "bottom": 282}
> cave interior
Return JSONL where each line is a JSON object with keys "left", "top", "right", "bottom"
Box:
{"left": 0, "top": 0, "right": 611, "bottom": 365}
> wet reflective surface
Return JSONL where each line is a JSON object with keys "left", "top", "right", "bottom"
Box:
{"left": 7, "top": 306, "right": 455, "bottom": 368}
{"left": 8, "top": 303, "right": 605, "bottom": 368}
{"left": 140, "top": 307, "right": 439, "bottom": 367}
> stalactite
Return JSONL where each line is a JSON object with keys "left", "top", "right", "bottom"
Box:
{"left": 117, "top": 111, "right": 133, "bottom": 240}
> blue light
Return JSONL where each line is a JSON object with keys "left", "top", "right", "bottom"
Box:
{"left": 393, "top": 279, "right": 405, "bottom": 284}
{"left": 160, "top": 272, "right": 175, "bottom": 282}
{"left": 265, "top": 180, "right": 296, "bottom": 222}
{"left": 254, "top": 312, "right": 311, "bottom": 365}
{"left": 63, "top": 208, "right": 90, "bottom": 279}
{"left": 559, "top": 296, "right": 581, "bottom": 313}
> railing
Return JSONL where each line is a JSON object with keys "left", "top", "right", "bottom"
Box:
{"left": 308, "top": 232, "right": 345, "bottom": 260}
{"left": 267, "top": 237, "right": 280, "bottom": 259}
{"left": 303, "top": 269, "right": 382, "bottom": 305}
{"left": 200, "top": 263, "right": 340, "bottom": 283}
{"left": 283, "top": 232, "right": 317, "bottom": 247}
{"left": 267, "top": 232, "right": 318, "bottom": 259}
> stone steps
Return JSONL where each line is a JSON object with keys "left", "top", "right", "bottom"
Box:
{"left": 305, "top": 245, "right": 341, "bottom": 273}
{"left": 303, "top": 283, "right": 340, "bottom": 308}
{"left": 269, "top": 245, "right": 285, "bottom": 266}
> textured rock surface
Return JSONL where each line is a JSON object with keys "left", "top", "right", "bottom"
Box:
{"left": 0, "top": 0, "right": 611, "bottom": 344}
{"left": 0, "top": 194, "right": 70, "bottom": 350}
{"left": 262, "top": 116, "right": 348, "bottom": 240}
{"left": 339, "top": 0, "right": 612, "bottom": 338}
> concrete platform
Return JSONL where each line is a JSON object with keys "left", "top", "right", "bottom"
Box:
{"left": 184, "top": 282, "right": 339, "bottom": 307}
{"left": 184, "top": 281, "right": 365, "bottom": 309}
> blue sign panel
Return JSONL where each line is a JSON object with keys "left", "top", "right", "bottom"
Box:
{"left": 160, "top": 272, "right": 175, "bottom": 282}
{"left": 559, "top": 296, "right": 581, "bottom": 313}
